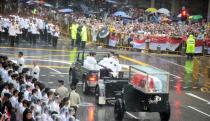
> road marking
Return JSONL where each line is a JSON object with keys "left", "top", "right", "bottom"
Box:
{"left": 48, "top": 82, "right": 54, "bottom": 84}
{"left": 120, "top": 55, "right": 148, "bottom": 66}
{"left": 186, "top": 93, "right": 210, "bottom": 104}
{"left": 59, "top": 75, "right": 64, "bottom": 77}
{"left": 46, "top": 67, "right": 62, "bottom": 74}
{"left": 25, "top": 58, "right": 71, "bottom": 65}
{"left": 50, "top": 75, "right": 55, "bottom": 77}
{"left": 41, "top": 75, "right": 46, "bottom": 76}
{"left": 188, "top": 106, "right": 210, "bottom": 117}
{"left": 0, "top": 46, "right": 71, "bottom": 52}
{"left": 120, "top": 55, "right": 181, "bottom": 79}
{"left": 50, "top": 72, "right": 69, "bottom": 75}
{"left": 28, "top": 65, "right": 70, "bottom": 69}
{"left": 125, "top": 112, "right": 138, "bottom": 119}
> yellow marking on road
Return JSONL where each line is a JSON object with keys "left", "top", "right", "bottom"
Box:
{"left": 119, "top": 55, "right": 148, "bottom": 66}
{"left": 26, "top": 65, "right": 70, "bottom": 69}
{"left": 25, "top": 54, "right": 70, "bottom": 58}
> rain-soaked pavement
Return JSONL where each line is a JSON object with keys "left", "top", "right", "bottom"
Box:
{"left": 0, "top": 39, "right": 210, "bottom": 121}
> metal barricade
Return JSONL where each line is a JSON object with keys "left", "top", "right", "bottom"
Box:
{"left": 199, "top": 57, "right": 210, "bottom": 93}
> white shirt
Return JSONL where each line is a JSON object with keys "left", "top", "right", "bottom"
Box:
{"left": 10, "top": 96, "right": 18, "bottom": 108}
{"left": 9, "top": 24, "right": 17, "bottom": 36}
{"left": 1, "top": 88, "right": 9, "bottom": 98}
{"left": 83, "top": 56, "right": 98, "bottom": 70}
{"left": 31, "top": 65, "right": 40, "bottom": 79}
{"left": 24, "top": 90, "right": 30, "bottom": 101}
{"left": 17, "top": 57, "right": 25, "bottom": 72}
{"left": 107, "top": 57, "right": 122, "bottom": 77}
{"left": 31, "top": 23, "right": 38, "bottom": 34}
{"left": 48, "top": 101, "right": 60, "bottom": 113}
{"left": 16, "top": 103, "right": 25, "bottom": 121}
{"left": 2, "top": 69, "right": 8, "bottom": 82}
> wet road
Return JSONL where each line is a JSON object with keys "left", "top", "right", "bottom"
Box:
{"left": 0, "top": 40, "right": 210, "bottom": 121}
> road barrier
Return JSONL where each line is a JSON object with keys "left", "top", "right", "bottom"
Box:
{"left": 198, "top": 57, "right": 210, "bottom": 93}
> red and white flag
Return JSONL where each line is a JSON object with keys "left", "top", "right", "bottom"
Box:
{"left": 132, "top": 39, "right": 146, "bottom": 49}
{"left": 166, "top": 38, "right": 183, "bottom": 51}
{"left": 149, "top": 37, "right": 167, "bottom": 50}
{"left": 195, "top": 40, "right": 204, "bottom": 53}
{"left": 205, "top": 38, "right": 210, "bottom": 54}
{"left": 108, "top": 35, "right": 118, "bottom": 47}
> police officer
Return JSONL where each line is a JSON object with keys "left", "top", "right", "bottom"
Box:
{"left": 186, "top": 34, "right": 195, "bottom": 60}
{"left": 80, "top": 22, "right": 88, "bottom": 49}
{"left": 70, "top": 22, "right": 78, "bottom": 47}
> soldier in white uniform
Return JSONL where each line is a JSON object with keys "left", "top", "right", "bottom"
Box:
{"left": 17, "top": 51, "right": 25, "bottom": 73}
{"left": 83, "top": 52, "right": 98, "bottom": 70}
{"left": 31, "top": 61, "right": 40, "bottom": 80}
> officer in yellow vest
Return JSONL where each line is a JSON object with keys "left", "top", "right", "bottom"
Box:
{"left": 80, "top": 23, "right": 88, "bottom": 49}
{"left": 186, "top": 34, "right": 195, "bottom": 60}
{"left": 70, "top": 22, "right": 78, "bottom": 47}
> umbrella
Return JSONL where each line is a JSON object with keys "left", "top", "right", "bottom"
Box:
{"left": 44, "top": 3, "right": 54, "bottom": 8}
{"left": 113, "top": 11, "right": 131, "bottom": 18}
{"left": 99, "top": 27, "right": 109, "bottom": 38}
{"left": 33, "top": 0, "right": 45, "bottom": 4}
{"left": 58, "top": 8, "right": 73, "bottom": 13}
{"left": 145, "top": 8, "right": 157, "bottom": 13}
{"left": 189, "top": 15, "right": 203, "bottom": 20}
{"left": 105, "top": 0, "right": 118, "bottom": 4}
{"left": 157, "top": 8, "right": 170, "bottom": 16}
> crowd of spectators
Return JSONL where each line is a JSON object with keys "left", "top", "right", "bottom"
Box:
{"left": 0, "top": 54, "right": 80, "bottom": 121}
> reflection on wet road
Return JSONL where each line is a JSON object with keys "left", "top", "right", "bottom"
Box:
{"left": 0, "top": 45, "right": 210, "bottom": 121}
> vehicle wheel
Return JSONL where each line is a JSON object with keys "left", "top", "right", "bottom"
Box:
{"left": 82, "top": 81, "right": 89, "bottom": 94}
{"left": 95, "top": 86, "right": 103, "bottom": 106}
{"left": 114, "top": 99, "right": 125, "bottom": 121}
{"left": 159, "top": 102, "right": 171, "bottom": 121}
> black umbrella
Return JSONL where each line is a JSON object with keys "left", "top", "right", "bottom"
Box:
{"left": 98, "top": 27, "right": 109, "bottom": 38}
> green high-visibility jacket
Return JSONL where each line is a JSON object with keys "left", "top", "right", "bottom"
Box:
{"left": 186, "top": 35, "right": 195, "bottom": 54}
{"left": 70, "top": 24, "right": 78, "bottom": 40}
{"left": 80, "top": 26, "right": 88, "bottom": 42}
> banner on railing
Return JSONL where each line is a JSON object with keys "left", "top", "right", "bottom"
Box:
{"left": 107, "top": 33, "right": 210, "bottom": 54}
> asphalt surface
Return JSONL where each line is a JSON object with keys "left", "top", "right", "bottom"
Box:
{"left": 0, "top": 39, "right": 210, "bottom": 121}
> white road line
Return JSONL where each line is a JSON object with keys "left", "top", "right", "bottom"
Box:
{"left": 186, "top": 93, "right": 210, "bottom": 103}
{"left": 188, "top": 106, "right": 210, "bottom": 117}
{"left": 41, "top": 75, "right": 46, "bottom": 76}
{"left": 50, "top": 75, "right": 55, "bottom": 77}
{"left": 50, "top": 72, "right": 69, "bottom": 75}
{"left": 46, "top": 67, "right": 62, "bottom": 74}
{"left": 125, "top": 112, "right": 138, "bottom": 119}
{"left": 48, "top": 82, "right": 54, "bottom": 84}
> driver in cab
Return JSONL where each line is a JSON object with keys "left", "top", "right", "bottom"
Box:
{"left": 83, "top": 52, "right": 100, "bottom": 70}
